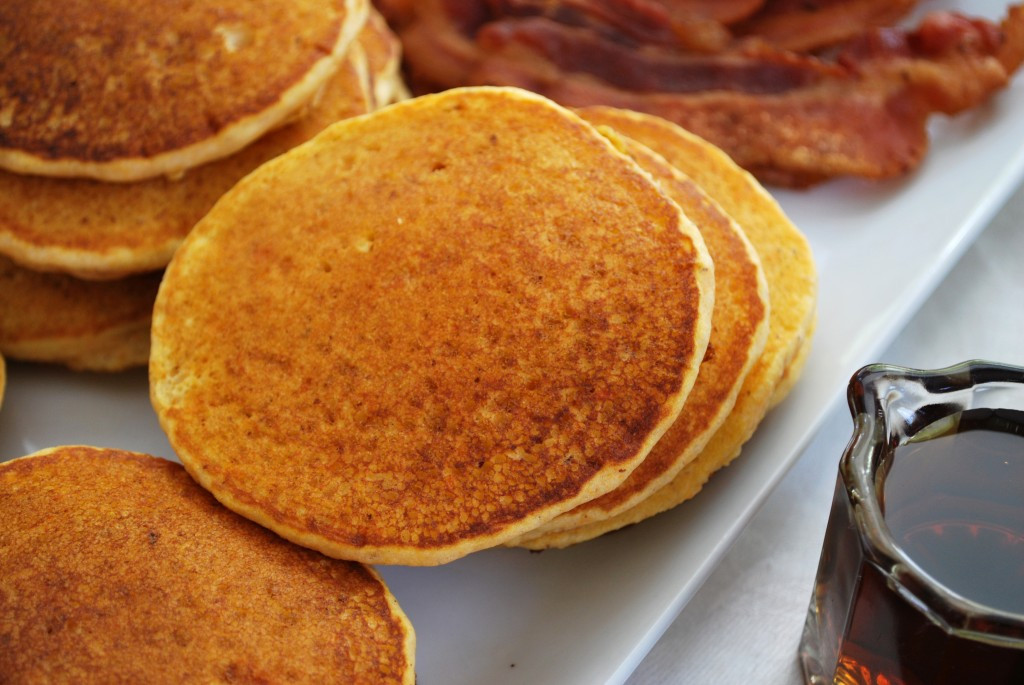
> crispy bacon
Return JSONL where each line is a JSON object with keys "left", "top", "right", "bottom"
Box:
{"left": 377, "top": 0, "right": 1024, "bottom": 185}
{"left": 654, "top": 0, "right": 766, "bottom": 25}
{"left": 476, "top": 18, "right": 843, "bottom": 93}
{"left": 469, "top": 45, "right": 931, "bottom": 185}
{"left": 733, "top": 0, "right": 921, "bottom": 52}
{"left": 485, "top": 0, "right": 730, "bottom": 51}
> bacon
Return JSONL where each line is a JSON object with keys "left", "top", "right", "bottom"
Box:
{"left": 378, "top": 0, "right": 1024, "bottom": 185}
{"left": 484, "top": 0, "right": 730, "bottom": 51}
{"left": 733, "top": 0, "right": 921, "bottom": 52}
{"left": 839, "top": 10, "right": 1018, "bottom": 114}
{"left": 476, "top": 17, "right": 843, "bottom": 93}
{"left": 470, "top": 45, "right": 929, "bottom": 185}
{"left": 654, "top": 0, "right": 766, "bottom": 25}
{"left": 393, "top": 0, "right": 486, "bottom": 92}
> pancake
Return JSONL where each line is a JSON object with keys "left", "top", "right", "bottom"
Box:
{"left": 361, "top": 7, "right": 409, "bottom": 109}
{"left": 0, "top": 0, "right": 368, "bottom": 182}
{"left": 518, "top": 107, "right": 816, "bottom": 549}
{"left": 150, "top": 87, "right": 714, "bottom": 566}
{"left": 512, "top": 129, "right": 769, "bottom": 539}
{"left": 770, "top": 313, "right": 816, "bottom": 409}
{"left": 0, "top": 446, "right": 414, "bottom": 683}
{"left": 0, "top": 26, "right": 380, "bottom": 280}
{"left": 0, "top": 255, "right": 159, "bottom": 371}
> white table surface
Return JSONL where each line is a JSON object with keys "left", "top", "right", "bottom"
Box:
{"left": 626, "top": 179, "right": 1024, "bottom": 684}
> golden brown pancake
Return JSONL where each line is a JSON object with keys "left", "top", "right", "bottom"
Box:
{"left": 0, "top": 446, "right": 414, "bottom": 684}
{"left": 513, "top": 129, "right": 769, "bottom": 539}
{"left": 0, "top": 0, "right": 368, "bottom": 182}
{"left": 518, "top": 107, "right": 816, "bottom": 549}
{"left": 151, "top": 87, "right": 714, "bottom": 566}
{"left": 0, "top": 27, "right": 379, "bottom": 280}
{"left": 0, "top": 255, "right": 159, "bottom": 371}
{"left": 770, "top": 313, "right": 816, "bottom": 409}
{"left": 361, "top": 7, "right": 409, "bottom": 108}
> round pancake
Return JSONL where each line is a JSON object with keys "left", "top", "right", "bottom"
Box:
{"left": 0, "top": 0, "right": 368, "bottom": 182}
{"left": 0, "top": 28, "right": 379, "bottom": 280}
{"left": 513, "top": 128, "right": 769, "bottom": 538}
{"left": 150, "top": 87, "right": 714, "bottom": 566}
{"left": 0, "top": 446, "right": 414, "bottom": 683}
{"left": 518, "top": 107, "right": 816, "bottom": 549}
{"left": 0, "top": 255, "right": 159, "bottom": 371}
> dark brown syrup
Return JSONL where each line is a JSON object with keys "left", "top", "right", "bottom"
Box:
{"left": 830, "top": 408, "right": 1024, "bottom": 684}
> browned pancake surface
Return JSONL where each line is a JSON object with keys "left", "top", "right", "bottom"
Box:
{"left": 151, "top": 87, "right": 713, "bottom": 565}
{"left": 0, "top": 31, "right": 376, "bottom": 279}
{"left": 520, "top": 129, "right": 769, "bottom": 535}
{"left": 0, "top": 0, "right": 364, "bottom": 180}
{"left": 0, "top": 446, "right": 415, "bottom": 684}
{"left": 0, "top": 255, "right": 159, "bottom": 370}
{"left": 519, "top": 107, "right": 816, "bottom": 549}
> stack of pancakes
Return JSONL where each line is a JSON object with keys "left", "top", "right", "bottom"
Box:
{"left": 0, "top": 3, "right": 421, "bottom": 680}
{"left": 3, "top": 67, "right": 815, "bottom": 679}
{"left": 149, "top": 86, "right": 817, "bottom": 566}
{"left": 0, "top": 0, "right": 408, "bottom": 371}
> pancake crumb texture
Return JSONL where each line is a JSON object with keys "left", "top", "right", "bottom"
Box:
{"left": 151, "top": 88, "right": 712, "bottom": 565}
{"left": 0, "top": 446, "right": 415, "bottom": 684}
{"left": 517, "top": 129, "right": 771, "bottom": 535}
{"left": 515, "top": 107, "right": 817, "bottom": 549}
{"left": 0, "top": 0, "right": 363, "bottom": 180}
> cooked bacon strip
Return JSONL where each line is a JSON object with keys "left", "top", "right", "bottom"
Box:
{"left": 394, "top": 0, "right": 487, "bottom": 92}
{"left": 734, "top": 0, "right": 921, "bottom": 52}
{"left": 839, "top": 10, "right": 1017, "bottom": 114}
{"left": 374, "top": 0, "right": 418, "bottom": 26}
{"left": 471, "top": 48, "right": 928, "bottom": 185}
{"left": 486, "top": 0, "right": 730, "bottom": 51}
{"left": 655, "top": 0, "right": 765, "bottom": 25}
{"left": 1000, "top": 3, "right": 1024, "bottom": 71}
{"left": 476, "top": 17, "right": 843, "bottom": 93}
{"left": 468, "top": 8, "right": 1024, "bottom": 185}
{"left": 380, "top": 0, "right": 1024, "bottom": 185}
{"left": 376, "top": 0, "right": 493, "bottom": 32}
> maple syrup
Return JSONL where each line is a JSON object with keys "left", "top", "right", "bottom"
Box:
{"left": 803, "top": 407, "right": 1024, "bottom": 684}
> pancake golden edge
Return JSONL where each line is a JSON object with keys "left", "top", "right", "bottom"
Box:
{"left": 0, "top": 0, "right": 370, "bottom": 183}
{"left": 0, "top": 20, "right": 382, "bottom": 281}
{"left": 511, "top": 129, "right": 769, "bottom": 538}
{"left": 517, "top": 107, "right": 816, "bottom": 550}
{"left": 150, "top": 86, "right": 714, "bottom": 566}
{"left": 0, "top": 446, "right": 414, "bottom": 684}
{"left": 0, "top": 255, "right": 159, "bottom": 371}
{"left": 361, "top": 7, "right": 410, "bottom": 108}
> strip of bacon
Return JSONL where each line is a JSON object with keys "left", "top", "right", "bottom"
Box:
{"left": 734, "top": 0, "right": 921, "bottom": 52}
{"left": 476, "top": 17, "right": 844, "bottom": 93}
{"left": 394, "top": 1, "right": 488, "bottom": 92}
{"left": 467, "top": 7, "right": 1023, "bottom": 185}
{"left": 485, "top": 0, "right": 730, "bottom": 51}
{"left": 469, "top": 47, "right": 925, "bottom": 185}
{"left": 378, "top": 0, "right": 1024, "bottom": 185}
{"left": 654, "top": 0, "right": 766, "bottom": 25}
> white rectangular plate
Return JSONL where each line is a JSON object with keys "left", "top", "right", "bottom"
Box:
{"left": 2, "top": 2, "right": 1022, "bottom": 682}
